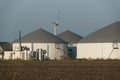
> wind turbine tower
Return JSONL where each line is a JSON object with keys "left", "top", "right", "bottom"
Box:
{"left": 53, "top": 11, "right": 60, "bottom": 35}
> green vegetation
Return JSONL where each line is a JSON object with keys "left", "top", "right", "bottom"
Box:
{"left": 0, "top": 42, "right": 12, "bottom": 51}
{"left": 0, "top": 60, "right": 120, "bottom": 80}
{"left": 0, "top": 42, "right": 12, "bottom": 59}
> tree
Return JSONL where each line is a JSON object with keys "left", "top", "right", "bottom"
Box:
{"left": 0, "top": 42, "right": 12, "bottom": 59}
{"left": 0, "top": 42, "right": 12, "bottom": 51}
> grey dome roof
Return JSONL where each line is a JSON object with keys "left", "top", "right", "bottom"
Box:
{"left": 79, "top": 21, "right": 120, "bottom": 43}
{"left": 57, "top": 30, "right": 83, "bottom": 43}
{"left": 13, "top": 28, "right": 66, "bottom": 43}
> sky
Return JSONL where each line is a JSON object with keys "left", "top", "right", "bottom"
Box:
{"left": 0, "top": 0, "right": 120, "bottom": 42}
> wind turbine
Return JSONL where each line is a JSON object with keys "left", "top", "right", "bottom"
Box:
{"left": 52, "top": 11, "right": 60, "bottom": 35}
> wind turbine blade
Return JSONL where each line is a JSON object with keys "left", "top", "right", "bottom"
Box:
{"left": 57, "top": 11, "right": 60, "bottom": 21}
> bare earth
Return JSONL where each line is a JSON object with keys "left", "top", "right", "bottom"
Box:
{"left": 0, "top": 60, "right": 120, "bottom": 80}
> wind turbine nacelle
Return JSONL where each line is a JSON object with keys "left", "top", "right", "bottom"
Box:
{"left": 55, "top": 23, "right": 59, "bottom": 26}
{"left": 53, "top": 21, "right": 59, "bottom": 26}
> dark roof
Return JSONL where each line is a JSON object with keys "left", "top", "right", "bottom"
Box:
{"left": 13, "top": 28, "right": 66, "bottom": 43}
{"left": 57, "top": 30, "right": 83, "bottom": 43}
{"left": 79, "top": 21, "right": 120, "bottom": 43}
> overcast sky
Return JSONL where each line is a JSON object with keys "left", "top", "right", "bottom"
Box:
{"left": 0, "top": 0, "right": 120, "bottom": 42}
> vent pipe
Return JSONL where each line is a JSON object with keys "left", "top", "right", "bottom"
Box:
{"left": 19, "top": 30, "right": 22, "bottom": 51}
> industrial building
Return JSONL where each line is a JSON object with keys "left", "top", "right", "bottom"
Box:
{"left": 77, "top": 21, "right": 120, "bottom": 59}
{"left": 57, "top": 30, "right": 83, "bottom": 58}
{"left": 4, "top": 28, "right": 67, "bottom": 60}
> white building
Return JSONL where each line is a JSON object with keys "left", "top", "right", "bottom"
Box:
{"left": 0, "top": 46, "right": 3, "bottom": 59}
{"left": 4, "top": 28, "right": 67, "bottom": 60}
{"left": 57, "top": 30, "right": 83, "bottom": 58}
{"left": 77, "top": 21, "right": 120, "bottom": 59}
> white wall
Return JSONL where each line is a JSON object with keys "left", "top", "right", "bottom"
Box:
{"left": 33, "top": 43, "right": 55, "bottom": 59}
{"left": 4, "top": 51, "right": 21, "bottom": 60}
{"left": 77, "top": 43, "right": 120, "bottom": 59}
{"left": 33, "top": 43, "right": 67, "bottom": 60}
{"left": 0, "top": 55, "right": 2, "bottom": 59}
{"left": 54, "top": 43, "right": 67, "bottom": 59}
{"left": 4, "top": 51, "right": 31, "bottom": 60}
{"left": 4, "top": 51, "right": 11, "bottom": 59}
{"left": 77, "top": 43, "right": 102, "bottom": 59}
{"left": 13, "top": 43, "right": 32, "bottom": 51}
{"left": 12, "top": 43, "right": 67, "bottom": 60}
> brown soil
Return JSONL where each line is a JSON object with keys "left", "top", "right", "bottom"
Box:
{"left": 0, "top": 60, "right": 120, "bottom": 80}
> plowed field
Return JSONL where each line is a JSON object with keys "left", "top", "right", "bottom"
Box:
{"left": 0, "top": 60, "right": 120, "bottom": 80}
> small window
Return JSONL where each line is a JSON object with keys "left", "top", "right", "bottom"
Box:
{"left": 113, "top": 40, "right": 119, "bottom": 49}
